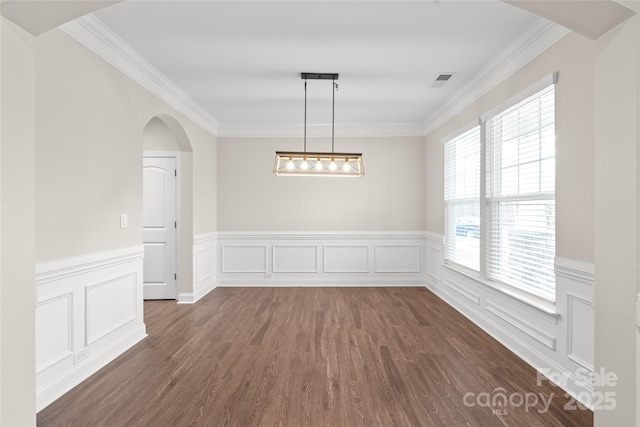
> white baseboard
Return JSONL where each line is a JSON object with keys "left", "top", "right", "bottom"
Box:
{"left": 35, "top": 246, "right": 146, "bottom": 411}
{"left": 177, "top": 292, "right": 195, "bottom": 304}
{"left": 177, "top": 279, "right": 217, "bottom": 304}
{"left": 217, "top": 279, "right": 426, "bottom": 287}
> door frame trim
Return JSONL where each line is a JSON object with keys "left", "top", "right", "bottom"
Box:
{"left": 143, "top": 151, "right": 180, "bottom": 300}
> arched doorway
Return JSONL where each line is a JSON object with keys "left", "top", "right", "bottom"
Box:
{"left": 142, "top": 115, "right": 193, "bottom": 300}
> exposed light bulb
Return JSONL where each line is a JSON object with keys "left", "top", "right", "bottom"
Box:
{"left": 315, "top": 158, "right": 323, "bottom": 170}
{"left": 301, "top": 158, "right": 308, "bottom": 170}
{"left": 286, "top": 158, "right": 294, "bottom": 170}
{"left": 343, "top": 159, "right": 351, "bottom": 171}
{"left": 329, "top": 159, "right": 337, "bottom": 171}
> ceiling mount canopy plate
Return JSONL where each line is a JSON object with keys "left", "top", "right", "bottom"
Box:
{"left": 301, "top": 73, "right": 339, "bottom": 80}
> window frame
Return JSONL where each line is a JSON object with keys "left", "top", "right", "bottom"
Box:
{"left": 442, "top": 73, "right": 557, "bottom": 305}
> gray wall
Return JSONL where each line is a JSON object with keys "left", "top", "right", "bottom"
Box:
{"left": 425, "top": 32, "right": 595, "bottom": 264}
{"left": 217, "top": 136, "right": 426, "bottom": 232}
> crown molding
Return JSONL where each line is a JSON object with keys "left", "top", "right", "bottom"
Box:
{"left": 423, "top": 18, "right": 570, "bottom": 136}
{"left": 60, "top": 14, "right": 219, "bottom": 136}
{"left": 60, "top": 15, "right": 568, "bottom": 140}
{"left": 217, "top": 122, "right": 426, "bottom": 138}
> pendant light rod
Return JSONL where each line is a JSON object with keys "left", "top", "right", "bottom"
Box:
{"left": 300, "top": 72, "right": 340, "bottom": 153}
{"left": 274, "top": 72, "right": 363, "bottom": 177}
{"left": 303, "top": 78, "right": 307, "bottom": 153}
{"left": 332, "top": 78, "right": 335, "bottom": 153}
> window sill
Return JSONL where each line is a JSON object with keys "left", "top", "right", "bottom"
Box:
{"left": 442, "top": 262, "right": 559, "bottom": 318}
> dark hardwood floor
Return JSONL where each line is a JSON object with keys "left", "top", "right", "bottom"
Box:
{"left": 37, "top": 287, "right": 593, "bottom": 426}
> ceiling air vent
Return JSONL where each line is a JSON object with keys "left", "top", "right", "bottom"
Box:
{"left": 432, "top": 73, "right": 455, "bottom": 88}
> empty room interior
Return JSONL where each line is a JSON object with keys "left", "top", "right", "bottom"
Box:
{"left": 1, "top": 0, "right": 640, "bottom": 426}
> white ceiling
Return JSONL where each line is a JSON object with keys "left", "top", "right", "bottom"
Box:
{"left": 91, "top": 1, "right": 546, "bottom": 136}
{"left": 0, "top": 0, "right": 122, "bottom": 35}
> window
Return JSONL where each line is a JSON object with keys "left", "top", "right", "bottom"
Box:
{"left": 443, "top": 80, "right": 556, "bottom": 300}
{"left": 444, "top": 126, "right": 481, "bottom": 270}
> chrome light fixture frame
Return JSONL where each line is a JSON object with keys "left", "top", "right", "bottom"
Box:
{"left": 273, "top": 73, "right": 364, "bottom": 177}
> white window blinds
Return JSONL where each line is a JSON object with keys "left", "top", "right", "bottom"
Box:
{"left": 443, "top": 80, "right": 556, "bottom": 301}
{"left": 444, "top": 126, "right": 481, "bottom": 270}
{"left": 486, "top": 84, "right": 555, "bottom": 299}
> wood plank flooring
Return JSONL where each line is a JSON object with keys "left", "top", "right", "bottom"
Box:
{"left": 37, "top": 287, "right": 593, "bottom": 426}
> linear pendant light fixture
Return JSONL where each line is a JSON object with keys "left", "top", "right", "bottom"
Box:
{"left": 273, "top": 73, "right": 364, "bottom": 177}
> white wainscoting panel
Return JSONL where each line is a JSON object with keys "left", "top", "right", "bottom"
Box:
{"left": 374, "top": 245, "right": 421, "bottom": 273}
{"left": 35, "top": 246, "right": 146, "bottom": 411}
{"left": 324, "top": 245, "right": 369, "bottom": 273}
{"left": 216, "top": 232, "right": 427, "bottom": 286}
{"left": 36, "top": 293, "right": 73, "bottom": 373}
{"left": 486, "top": 302, "right": 556, "bottom": 350}
{"left": 566, "top": 293, "right": 594, "bottom": 370}
{"left": 425, "top": 233, "right": 443, "bottom": 283}
{"left": 273, "top": 245, "right": 318, "bottom": 273}
{"left": 85, "top": 273, "right": 138, "bottom": 345}
{"left": 443, "top": 277, "right": 481, "bottom": 305}
{"left": 425, "top": 233, "right": 595, "bottom": 408}
{"left": 222, "top": 245, "right": 267, "bottom": 273}
{"left": 182, "top": 232, "right": 217, "bottom": 304}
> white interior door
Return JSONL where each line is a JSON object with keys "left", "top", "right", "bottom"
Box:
{"left": 143, "top": 157, "right": 177, "bottom": 299}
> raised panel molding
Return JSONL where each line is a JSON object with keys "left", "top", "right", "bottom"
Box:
{"left": 196, "top": 247, "right": 216, "bottom": 284}
{"left": 36, "top": 292, "right": 73, "bottom": 373}
{"left": 35, "top": 246, "right": 146, "bottom": 411}
{"left": 486, "top": 302, "right": 557, "bottom": 350}
{"left": 85, "top": 273, "right": 138, "bottom": 345}
{"left": 324, "top": 245, "right": 369, "bottom": 273}
{"left": 426, "top": 247, "right": 442, "bottom": 282}
{"left": 181, "top": 232, "right": 218, "bottom": 304}
{"left": 374, "top": 245, "right": 421, "bottom": 273}
{"left": 443, "top": 278, "right": 481, "bottom": 305}
{"left": 273, "top": 245, "right": 318, "bottom": 273}
{"left": 221, "top": 245, "right": 267, "bottom": 273}
{"left": 216, "top": 231, "right": 427, "bottom": 286}
{"left": 566, "top": 293, "right": 594, "bottom": 370}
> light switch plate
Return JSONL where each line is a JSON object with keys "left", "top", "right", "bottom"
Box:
{"left": 120, "top": 213, "right": 128, "bottom": 229}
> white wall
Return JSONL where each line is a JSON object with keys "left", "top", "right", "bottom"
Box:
{"left": 593, "top": 5, "right": 639, "bottom": 426}
{"left": 217, "top": 136, "right": 425, "bottom": 232}
{"left": 0, "top": 16, "right": 37, "bottom": 426}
